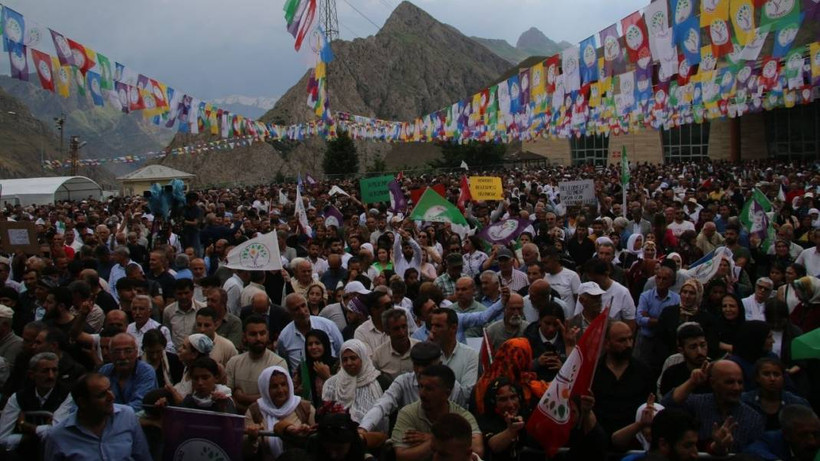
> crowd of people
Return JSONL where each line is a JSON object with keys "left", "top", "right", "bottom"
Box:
{"left": 0, "top": 158, "right": 820, "bottom": 461}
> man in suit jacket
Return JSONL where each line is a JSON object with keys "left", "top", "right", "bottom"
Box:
{"left": 239, "top": 292, "right": 290, "bottom": 342}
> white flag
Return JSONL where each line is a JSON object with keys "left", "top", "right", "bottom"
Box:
{"left": 224, "top": 232, "right": 283, "bottom": 271}
{"left": 328, "top": 185, "right": 349, "bottom": 197}
{"left": 740, "top": 27, "right": 769, "bottom": 61}
{"left": 562, "top": 46, "right": 581, "bottom": 92}
{"left": 460, "top": 160, "right": 469, "bottom": 170}
{"left": 294, "top": 187, "right": 312, "bottom": 235}
{"left": 278, "top": 189, "right": 288, "bottom": 205}
{"left": 645, "top": 0, "right": 678, "bottom": 79}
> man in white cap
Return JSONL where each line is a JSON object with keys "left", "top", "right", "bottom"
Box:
{"left": 0, "top": 304, "right": 22, "bottom": 369}
{"left": 566, "top": 282, "right": 605, "bottom": 337}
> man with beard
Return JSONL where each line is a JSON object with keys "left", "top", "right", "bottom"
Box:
{"left": 43, "top": 372, "right": 151, "bottom": 460}
{"left": 485, "top": 292, "right": 526, "bottom": 350}
{"left": 659, "top": 323, "right": 712, "bottom": 397}
{"left": 371, "top": 308, "right": 419, "bottom": 381}
{"left": 591, "top": 321, "right": 655, "bottom": 436}
{"left": 225, "top": 315, "right": 287, "bottom": 414}
{"left": 724, "top": 223, "right": 752, "bottom": 266}
{"left": 745, "top": 405, "right": 820, "bottom": 461}
{"left": 97, "top": 333, "right": 157, "bottom": 412}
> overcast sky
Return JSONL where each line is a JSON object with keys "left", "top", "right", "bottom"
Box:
{"left": 3, "top": 0, "right": 648, "bottom": 101}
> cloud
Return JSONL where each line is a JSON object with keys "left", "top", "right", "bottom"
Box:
{"left": 3, "top": 0, "right": 652, "bottom": 100}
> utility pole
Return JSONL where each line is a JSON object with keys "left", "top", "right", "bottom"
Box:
{"left": 54, "top": 113, "right": 65, "bottom": 157}
{"left": 70, "top": 136, "right": 79, "bottom": 176}
{"left": 320, "top": 0, "right": 339, "bottom": 42}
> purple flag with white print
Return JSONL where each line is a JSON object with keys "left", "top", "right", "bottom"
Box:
{"left": 477, "top": 218, "right": 531, "bottom": 245}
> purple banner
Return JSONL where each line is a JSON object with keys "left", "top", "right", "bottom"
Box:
{"left": 477, "top": 218, "right": 531, "bottom": 245}
{"left": 388, "top": 179, "right": 407, "bottom": 213}
{"left": 162, "top": 406, "right": 245, "bottom": 461}
{"left": 323, "top": 205, "right": 344, "bottom": 229}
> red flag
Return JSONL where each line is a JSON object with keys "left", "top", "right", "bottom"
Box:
{"left": 479, "top": 328, "right": 493, "bottom": 372}
{"left": 128, "top": 84, "right": 145, "bottom": 111}
{"left": 396, "top": 171, "right": 404, "bottom": 181}
{"left": 526, "top": 308, "right": 609, "bottom": 457}
{"left": 31, "top": 49, "right": 55, "bottom": 92}
{"left": 150, "top": 79, "right": 168, "bottom": 108}
{"left": 457, "top": 175, "right": 472, "bottom": 211}
{"left": 545, "top": 55, "right": 560, "bottom": 93}
{"left": 709, "top": 19, "right": 733, "bottom": 58}
{"left": 621, "top": 11, "right": 651, "bottom": 67}
{"left": 66, "top": 38, "right": 94, "bottom": 75}
{"left": 760, "top": 57, "right": 780, "bottom": 90}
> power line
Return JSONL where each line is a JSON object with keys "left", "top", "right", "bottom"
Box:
{"left": 339, "top": 0, "right": 382, "bottom": 32}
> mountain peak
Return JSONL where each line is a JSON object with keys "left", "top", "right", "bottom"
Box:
{"left": 516, "top": 27, "right": 569, "bottom": 58}
{"left": 382, "top": 1, "right": 437, "bottom": 32}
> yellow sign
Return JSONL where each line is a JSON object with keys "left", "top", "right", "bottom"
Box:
{"left": 468, "top": 176, "right": 504, "bottom": 200}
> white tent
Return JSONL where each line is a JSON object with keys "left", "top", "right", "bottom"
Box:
{"left": 0, "top": 176, "right": 103, "bottom": 206}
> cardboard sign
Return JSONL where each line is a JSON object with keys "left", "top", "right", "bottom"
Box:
{"left": 468, "top": 176, "right": 504, "bottom": 200}
{"left": 0, "top": 221, "right": 39, "bottom": 254}
{"left": 558, "top": 180, "right": 597, "bottom": 206}
{"left": 359, "top": 175, "right": 394, "bottom": 203}
{"left": 410, "top": 184, "right": 446, "bottom": 204}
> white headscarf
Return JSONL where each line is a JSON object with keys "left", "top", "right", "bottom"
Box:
{"left": 256, "top": 366, "right": 301, "bottom": 458}
{"left": 626, "top": 234, "right": 644, "bottom": 256}
{"left": 325, "top": 339, "right": 382, "bottom": 423}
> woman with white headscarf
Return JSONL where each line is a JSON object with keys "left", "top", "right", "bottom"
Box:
{"left": 321, "top": 339, "right": 386, "bottom": 430}
{"left": 244, "top": 366, "right": 315, "bottom": 460}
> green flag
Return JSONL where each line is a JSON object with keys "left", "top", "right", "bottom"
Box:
{"left": 740, "top": 188, "right": 775, "bottom": 252}
{"left": 299, "top": 359, "right": 313, "bottom": 402}
{"left": 359, "top": 175, "right": 393, "bottom": 203}
{"left": 621, "top": 146, "right": 629, "bottom": 186}
{"left": 409, "top": 188, "right": 468, "bottom": 225}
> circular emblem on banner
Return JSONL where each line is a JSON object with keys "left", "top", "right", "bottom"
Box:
{"left": 239, "top": 243, "right": 270, "bottom": 269}
{"left": 118, "top": 88, "right": 128, "bottom": 106}
{"left": 765, "top": 0, "right": 795, "bottom": 20}
{"left": 763, "top": 60, "right": 778, "bottom": 79}
{"left": 54, "top": 35, "right": 71, "bottom": 59}
{"left": 487, "top": 220, "right": 520, "bottom": 241}
{"left": 174, "top": 438, "right": 230, "bottom": 461}
{"left": 38, "top": 62, "right": 52, "bottom": 82}
{"left": 735, "top": 4, "right": 754, "bottom": 31}
{"left": 777, "top": 25, "right": 799, "bottom": 47}
{"left": 604, "top": 36, "right": 619, "bottom": 61}
{"left": 684, "top": 29, "right": 699, "bottom": 53}
{"left": 625, "top": 25, "right": 644, "bottom": 51}
{"left": 4, "top": 17, "right": 23, "bottom": 43}
{"left": 72, "top": 49, "right": 85, "bottom": 69}
{"left": 710, "top": 20, "right": 729, "bottom": 45}
{"left": 649, "top": 11, "right": 666, "bottom": 35}
{"left": 26, "top": 28, "right": 43, "bottom": 46}
{"left": 10, "top": 48, "right": 26, "bottom": 71}
{"left": 422, "top": 205, "right": 448, "bottom": 221}
{"left": 675, "top": 0, "right": 693, "bottom": 24}
{"left": 91, "top": 77, "right": 101, "bottom": 95}
{"left": 583, "top": 44, "right": 596, "bottom": 67}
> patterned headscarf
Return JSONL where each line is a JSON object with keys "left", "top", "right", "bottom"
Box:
{"left": 474, "top": 338, "right": 548, "bottom": 415}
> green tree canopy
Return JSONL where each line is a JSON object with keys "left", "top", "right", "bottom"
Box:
{"left": 323, "top": 132, "right": 359, "bottom": 175}
{"left": 430, "top": 141, "right": 506, "bottom": 169}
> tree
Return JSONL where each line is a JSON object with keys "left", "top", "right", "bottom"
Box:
{"left": 430, "top": 141, "right": 507, "bottom": 169}
{"left": 323, "top": 132, "right": 359, "bottom": 175}
{"left": 366, "top": 156, "right": 387, "bottom": 173}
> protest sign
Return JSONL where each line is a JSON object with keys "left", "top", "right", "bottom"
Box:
{"left": 0, "top": 221, "right": 38, "bottom": 254}
{"left": 558, "top": 180, "right": 597, "bottom": 206}
{"left": 163, "top": 406, "right": 245, "bottom": 461}
{"left": 468, "top": 176, "right": 504, "bottom": 200}
{"left": 359, "top": 175, "right": 393, "bottom": 203}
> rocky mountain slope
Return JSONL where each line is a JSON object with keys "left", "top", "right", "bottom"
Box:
{"left": 0, "top": 76, "right": 174, "bottom": 179}
{"left": 159, "top": 1, "right": 514, "bottom": 184}
{"left": 0, "top": 87, "right": 115, "bottom": 185}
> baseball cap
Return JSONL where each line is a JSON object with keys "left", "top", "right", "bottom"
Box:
{"left": 0, "top": 304, "right": 13, "bottom": 319}
{"left": 410, "top": 341, "right": 443, "bottom": 364}
{"left": 497, "top": 248, "right": 514, "bottom": 260}
{"left": 578, "top": 282, "right": 605, "bottom": 296}
{"left": 343, "top": 281, "right": 371, "bottom": 296}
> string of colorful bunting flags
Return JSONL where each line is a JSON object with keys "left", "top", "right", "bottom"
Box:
{"left": 3, "top": 0, "right": 820, "bottom": 172}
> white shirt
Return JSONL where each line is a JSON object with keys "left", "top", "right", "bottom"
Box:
{"left": 222, "top": 274, "right": 244, "bottom": 316}
{"left": 668, "top": 220, "right": 696, "bottom": 238}
{"left": 573, "top": 280, "right": 636, "bottom": 321}
{"left": 0, "top": 391, "right": 75, "bottom": 450}
{"left": 126, "top": 318, "right": 175, "bottom": 353}
{"left": 544, "top": 268, "right": 581, "bottom": 309}
{"left": 309, "top": 256, "right": 329, "bottom": 276}
{"left": 742, "top": 295, "right": 767, "bottom": 321}
{"left": 796, "top": 247, "right": 820, "bottom": 278}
